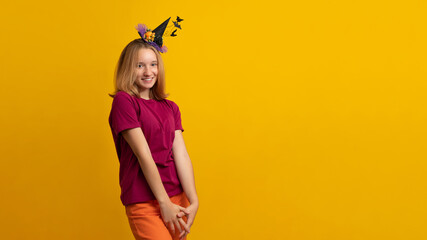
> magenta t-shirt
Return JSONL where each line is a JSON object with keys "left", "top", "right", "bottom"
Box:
{"left": 109, "top": 91, "right": 184, "bottom": 206}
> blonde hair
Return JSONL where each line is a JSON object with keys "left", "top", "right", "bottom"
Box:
{"left": 109, "top": 39, "right": 168, "bottom": 100}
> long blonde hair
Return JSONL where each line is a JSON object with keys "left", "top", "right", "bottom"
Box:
{"left": 109, "top": 39, "right": 168, "bottom": 100}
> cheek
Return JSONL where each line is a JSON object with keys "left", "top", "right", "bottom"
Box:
{"left": 135, "top": 69, "right": 142, "bottom": 77}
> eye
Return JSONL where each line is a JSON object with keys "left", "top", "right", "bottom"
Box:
{"left": 137, "top": 64, "right": 143, "bottom": 68}
{"left": 151, "top": 63, "right": 157, "bottom": 66}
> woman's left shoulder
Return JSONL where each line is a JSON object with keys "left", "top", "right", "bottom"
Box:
{"left": 163, "top": 98, "right": 179, "bottom": 107}
{"left": 163, "top": 99, "right": 180, "bottom": 112}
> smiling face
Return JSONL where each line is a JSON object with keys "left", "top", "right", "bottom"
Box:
{"left": 135, "top": 47, "right": 158, "bottom": 99}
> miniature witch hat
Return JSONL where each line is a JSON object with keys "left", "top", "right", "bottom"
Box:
{"left": 151, "top": 17, "right": 170, "bottom": 48}
{"left": 135, "top": 16, "right": 184, "bottom": 53}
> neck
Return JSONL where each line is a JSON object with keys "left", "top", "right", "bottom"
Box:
{"left": 139, "top": 89, "right": 150, "bottom": 99}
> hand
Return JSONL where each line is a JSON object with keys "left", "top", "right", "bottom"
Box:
{"left": 159, "top": 201, "right": 190, "bottom": 235}
{"left": 177, "top": 202, "right": 199, "bottom": 240}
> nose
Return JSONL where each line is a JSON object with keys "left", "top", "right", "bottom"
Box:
{"left": 142, "top": 67, "right": 152, "bottom": 76}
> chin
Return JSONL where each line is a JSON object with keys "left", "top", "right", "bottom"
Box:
{"left": 139, "top": 81, "right": 156, "bottom": 88}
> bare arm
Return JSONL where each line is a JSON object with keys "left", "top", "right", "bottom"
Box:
{"left": 121, "top": 127, "right": 189, "bottom": 234}
{"left": 172, "top": 130, "right": 198, "bottom": 205}
{"left": 172, "top": 130, "right": 199, "bottom": 238}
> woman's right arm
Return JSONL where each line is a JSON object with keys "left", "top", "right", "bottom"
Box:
{"left": 121, "top": 127, "right": 190, "bottom": 234}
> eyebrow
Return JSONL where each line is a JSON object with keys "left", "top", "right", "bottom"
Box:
{"left": 137, "top": 61, "right": 157, "bottom": 64}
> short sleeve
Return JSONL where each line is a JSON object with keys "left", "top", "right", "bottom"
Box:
{"left": 171, "top": 101, "right": 184, "bottom": 132}
{"left": 109, "top": 92, "right": 141, "bottom": 136}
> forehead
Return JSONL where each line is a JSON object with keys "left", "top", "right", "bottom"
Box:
{"left": 137, "top": 48, "right": 157, "bottom": 61}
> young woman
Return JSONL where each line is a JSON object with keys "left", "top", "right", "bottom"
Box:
{"left": 108, "top": 26, "right": 198, "bottom": 239}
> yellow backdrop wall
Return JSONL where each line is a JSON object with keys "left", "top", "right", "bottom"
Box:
{"left": 0, "top": 0, "right": 426, "bottom": 239}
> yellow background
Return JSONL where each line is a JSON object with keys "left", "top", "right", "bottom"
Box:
{"left": 1, "top": 0, "right": 426, "bottom": 239}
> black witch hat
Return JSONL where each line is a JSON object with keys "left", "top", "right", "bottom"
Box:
{"left": 152, "top": 17, "right": 170, "bottom": 49}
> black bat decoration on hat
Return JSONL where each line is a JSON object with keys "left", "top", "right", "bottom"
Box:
{"left": 172, "top": 21, "right": 182, "bottom": 29}
{"left": 176, "top": 16, "right": 184, "bottom": 22}
{"left": 171, "top": 29, "right": 177, "bottom": 37}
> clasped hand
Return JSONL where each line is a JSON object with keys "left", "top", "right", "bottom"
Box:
{"left": 159, "top": 201, "right": 198, "bottom": 240}
{"left": 176, "top": 203, "right": 198, "bottom": 239}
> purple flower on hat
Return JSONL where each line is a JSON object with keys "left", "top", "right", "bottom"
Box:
{"left": 135, "top": 24, "right": 147, "bottom": 36}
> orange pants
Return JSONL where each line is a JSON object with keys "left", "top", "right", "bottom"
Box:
{"left": 125, "top": 192, "right": 190, "bottom": 240}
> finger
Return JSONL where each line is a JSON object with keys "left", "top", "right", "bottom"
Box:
{"left": 179, "top": 218, "right": 190, "bottom": 233}
{"left": 183, "top": 219, "right": 194, "bottom": 232}
{"left": 185, "top": 214, "right": 195, "bottom": 228}
{"left": 184, "top": 222, "right": 192, "bottom": 233}
{"left": 178, "top": 206, "right": 190, "bottom": 214}
{"left": 179, "top": 231, "right": 187, "bottom": 239}
{"left": 174, "top": 219, "right": 182, "bottom": 233}
{"left": 177, "top": 211, "right": 186, "bottom": 218}
{"left": 169, "top": 222, "right": 175, "bottom": 235}
{"left": 179, "top": 230, "right": 188, "bottom": 240}
{"left": 180, "top": 231, "right": 188, "bottom": 240}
